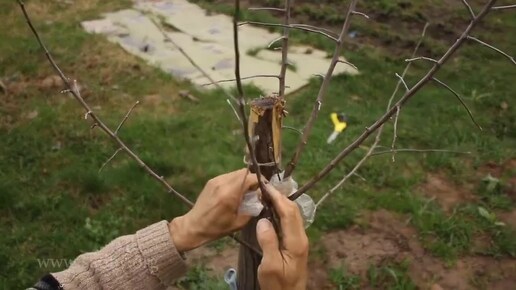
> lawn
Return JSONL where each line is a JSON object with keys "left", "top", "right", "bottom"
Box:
{"left": 1, "top": 0, "right": 515, "bottom": 289}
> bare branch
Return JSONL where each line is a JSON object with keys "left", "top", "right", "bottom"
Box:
{"left": 491, "top": 4, "right": 516, "bottom": 10}
{"left": 17, "top": 0, "right": 195, "bottom": 207}
{"left": 232, "top": 0, "right": 267, "bottom": 196}
{"left": 371, "top": 148, "right": 472, "bottom": 156}
{"left": 227, "top": 99, "right": 241, "bottom": 122}
{"left": 292, "top": 24, "right": 339, "bottom": 38}
{"left": 239, "top": 21, "right": 339, "bottom": 42}
{"left": 278, "top": 0, "right": 292, "bottom": 98}
{"left": 351, "top": 10, "right": 370, "bottom": 19}
{"left": 267, "top": 36, "right": 285, "bottom": 48}
{"left": 248, "top": 7, "right": 285, "bottom": 12}
{"left": 461, "top": 0, "right": 476, "bottom": 19}
{"left": 99, "top": 148, "right": 123, "bottom": 173}
{"left": 395, "top": 73, "right": 410, "bottom": 92}
{"left": 284, "top": 0, "right": 360, "bottom": 178}
{"left": 115, "top": 101, "right": 140, "bottom": 135}
{"left": 337, "top": 59, "right": 358, "bottom": 70}
{"left": 467, "top": 35, "right": 516, "bottom": 65}
{"left": 432, "top": 77, "right": 483, "bottom": 130}
{"left": 291, "top": 1, "right": 498, "bottom": 200}
{"left": 391, "top": 105, "right": 401, "bottom": 162}
{"left": 202, "top": 74, "right": 280, "bottom": 86}
{"left": 316, "top": 135, "right": 379, "bottom": 207}
{"left": 405, "top": 57, "right": 439, "bottom": 63}
{"left": 282, "top": 125, "right": 303, "bottom": 135}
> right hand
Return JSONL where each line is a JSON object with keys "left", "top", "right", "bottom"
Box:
{"left": 256, "top": 184, "right": 309, "bottom": 290}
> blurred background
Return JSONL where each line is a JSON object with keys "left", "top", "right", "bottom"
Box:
{"left": 1, "top": 0, "right": 515, "bottom": 289}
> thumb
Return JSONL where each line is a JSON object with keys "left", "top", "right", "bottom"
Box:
{"left": 256, "top": 218, "right": 279, "bottom": 255}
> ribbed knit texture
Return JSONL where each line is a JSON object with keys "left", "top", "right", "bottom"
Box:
{"left": 52, "top": 221, "right": 187, "bottom": 290}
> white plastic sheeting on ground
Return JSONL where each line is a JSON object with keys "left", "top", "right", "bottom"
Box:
{"left": 82, "top": 0, "right": 358, "bottom": 94}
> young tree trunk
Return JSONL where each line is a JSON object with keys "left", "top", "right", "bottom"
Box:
{"left": 237, "top": 96, "right": 283, "bottom": 290}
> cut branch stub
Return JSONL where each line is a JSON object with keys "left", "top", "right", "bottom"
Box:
{"left": 238, "top": 96, "right": 284, "bottom": 290}
{"left": 247, "top": 96, "right": 284, "bottom": 179}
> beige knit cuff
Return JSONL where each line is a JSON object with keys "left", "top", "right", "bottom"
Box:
{"left": 136, "top": 220, "right": 188, "bottom": 286}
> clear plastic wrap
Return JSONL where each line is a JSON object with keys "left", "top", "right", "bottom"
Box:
{"left": 238, "top": 172, "right": 316, "bottom": 228}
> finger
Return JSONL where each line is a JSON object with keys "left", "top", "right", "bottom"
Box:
{"left": 239, "top": 169, "right": 259, "bottom": 192}
{"left": 230, "top": 169, "right": 259, "bottom": 200}
{"left": 256, "top": 218, "right": 280, "bottom": 258}
{"left": 265, "top": 184, "right": 298, "bottom": 220}
{"left": 264, "top": 184, "right": 306, "bottom": 251}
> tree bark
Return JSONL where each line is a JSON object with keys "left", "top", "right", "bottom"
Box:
{"left": 237, "top": 96, "right": 283, "bottom": 290}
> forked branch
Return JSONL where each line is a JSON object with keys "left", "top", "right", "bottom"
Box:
{"left": 291, "top": 0, "right": 500, "bottom": 201}
{"left": 17, "top": 0, "right": 193, "bottom": 207}
{"left": 461, "top": 0, "right": 476, "bottom": 19}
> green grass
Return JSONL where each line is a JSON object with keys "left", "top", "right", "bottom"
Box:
{"left": 1, "top": 0, "right": 515, "bottom": 288}
{"left": 330, "top": 265, "right": 362, "bottom": 289}
{"left": 367, "top": 260, "right": 417, "bottom": 290}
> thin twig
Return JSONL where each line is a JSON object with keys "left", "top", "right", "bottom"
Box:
{"left": 405, "top": 57, "right": 439, "bottom": 63}
{"left": 99, "top": 148, "right": 123, "bottom": 173}
{"left": 291, "top": 1, "right": 498, "bottom": 200}
{"left": 432, "top": 77, "right": 483, "bottom": 130}
{"left": 316, "top": 134, "right": 379, "bottom": 207}
{"left": 467, "top": 35, "right": 516, "bottom": 65}
{"left": 491, "top": 4, "right": 516, "bottom": 10}
{"left": 461, "top": 0, "right": 476, "bottom": 19}
{"left": 337, "top": 59, "right": 358, "bottom": 70}
{"left": 351, "top": 11, "right": 370, "bottom": 19}
{"left": 284, "top": 0, "right": 359, "bottom": 178}
{"left": 278, "top": 0, "right": 291, "bottom": 98}
{"left": 239, "top": 21, "right": 339, "bottom": 42}
{"left": 395, "top": 73, "right": 410, "bottom": 92}
{"left": 227, "top": 99, "right": 241, "bottom": 122}
{"left": 202, "top": 74, "right": 280, "bottom": 87}
{"left": 267, "top": 36, "right": 285, "bottom": 48}
{"left": 391, "top": 105, "right": 401, "bottom": 162}
{"left": 292, "top": 24, "right": 339, "bottom": 39}
{"left": 249, "top": 7, "right": 285, "bottom": 12}
{"left": 371, "top": 148, "right": 472, "bottom": 156}
{"left": 282, "top": 125, "right": 303, "bottom": 135}
{"left": 115, "top": 101, "right": 140, "bottom": 135}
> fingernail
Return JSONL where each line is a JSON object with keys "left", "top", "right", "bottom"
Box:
{"left": 257, "top": 218, "right": 272, "bottom": 234}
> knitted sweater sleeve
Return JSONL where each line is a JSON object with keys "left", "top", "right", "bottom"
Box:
{"left": 51, "top": 220, "right": 187, "bottom": 290}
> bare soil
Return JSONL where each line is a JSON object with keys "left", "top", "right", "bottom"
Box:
{"left": 185, "top": 210, "right": 515, "bottom": 289}
{"left": 418, "top": 173, "right": 477, "bottom": 212}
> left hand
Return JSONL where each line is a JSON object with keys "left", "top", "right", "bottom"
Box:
{"left": 169, "top": 168, "right": 258, "bottom": 252}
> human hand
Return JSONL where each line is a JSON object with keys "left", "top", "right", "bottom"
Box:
{"left": 169, "top": 168, "right": 258, "bottom": 252}
{"left": 257, "top": 184, "right": 309, "bottom": 290}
